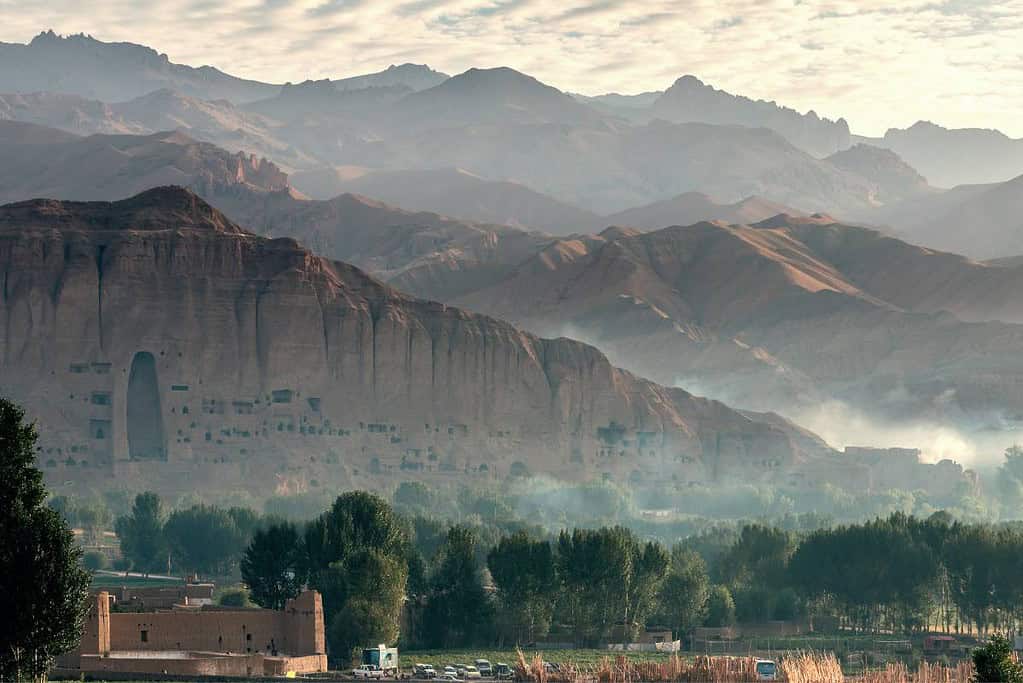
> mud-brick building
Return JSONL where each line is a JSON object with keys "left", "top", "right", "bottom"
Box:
{"left": 58, "top": 590, "right": 327, "bottom": 678}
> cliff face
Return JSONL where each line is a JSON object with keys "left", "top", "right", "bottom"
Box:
{"left": 0, "top": 187, "right": 819, "bottom": 498}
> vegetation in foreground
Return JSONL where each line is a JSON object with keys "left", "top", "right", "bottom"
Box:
{"left": 0, "top": 398, "right": 90, "bottom": 682}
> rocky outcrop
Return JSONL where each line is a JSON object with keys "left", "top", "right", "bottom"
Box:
{"left": 0, "top": 187, "right": 830, "bottom": 499}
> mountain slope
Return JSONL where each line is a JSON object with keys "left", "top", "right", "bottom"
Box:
{"left": 332, "top": 63, "right": 448, "bottom": 92}
{"left": 0, "top": 31, "right": 278, "bottom": 103}
{"left": 0, "top": 186, "right": 837, "bottom": 498}
{"left": 865, "top": 121, "right": 1023, "bottom": 188}
{"left": 0, "top": 121, "right": 289, "bottom": 206}
{"left": 876, "top": 174, "right": 1023, "bottom": 260}
{"left": 379, "top": 213, "right": 1023, "bottom": 441}
{"left": 650, "top": 75, "right": 851, "bottom": 157}
{"left": 290, "top": 167, "right": 601, "bottom": 235}
{"left": 390, "top": 67, "right": 605, "bottom": 130}
{"left": 604, "top": 193, "right": 801, "bottom": 230}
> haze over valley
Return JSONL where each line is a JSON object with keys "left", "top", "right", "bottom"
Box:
{"left": 1, "top": 26, "right": 1023, "bottom": 506}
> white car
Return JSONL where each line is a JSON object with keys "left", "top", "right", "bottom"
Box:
{"left": 438, "top": 675, "right": 459, "bottom": 682}
{"left": 354, "top": 664, "right": 385, "bottom": 679}
{"left": 463, "top": 666, "right": 482, "bottom": 680}
{"left": 755, "top": 659, "right": 778, "bottom": 681}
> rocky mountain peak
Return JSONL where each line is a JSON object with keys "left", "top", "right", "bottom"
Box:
{"left": 0, "top": 186, "right": 247, "bottom": 234}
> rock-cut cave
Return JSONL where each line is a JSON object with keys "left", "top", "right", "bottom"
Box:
{"left": 126, "top": 351, "right": 166, "bottom": 460}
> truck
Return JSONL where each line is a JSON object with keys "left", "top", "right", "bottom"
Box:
{"left": 362, "top": 645, "right": 399, "bottom": 677}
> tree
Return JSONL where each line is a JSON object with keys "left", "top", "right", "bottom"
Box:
{"left": 423, "top": 525, "right": 494, "bottom": 648}
{"left": 0, "top": 398, "right": 91, "bottom": 681}
{"left": 704, "top": 585, "right": 736, "bottom": 627}
{"left": 488, "top": 531, "right": 557, "bottom": 644}
{"left": 241, "top": 522, "right": 307, "bottom": 610}
{"left": 654, "top": 546, "right": 710, "bottom": 636}
{"left": 972, "top": 635, "right": 1023, "bottom": 683}
{"left": 304, "top": 493, "right": 410, "bottom": 661}
{"left": 82, "top": 551, "right": 108, "bottom": 571}
{"left": 164, "top": 504, "right": 246, "bottom": 576}
{"left": 115, "top": 492, "right": 167, "bottom": 574}
{"left": 328, "top": 550, "right": 408, "bottom": 660}
{"left": 218, "top": 588, "right": 253, "bottom": 608}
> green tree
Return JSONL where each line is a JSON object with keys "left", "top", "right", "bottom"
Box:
{"left": 653, "top": 546, "right": 710, "bottom": 636}
{"left": 82, "top": 551, "right": 107, "bottom": 571}
{"left": 704, "top": 585, "right": 736, "bottom": 627}
{"left": 328, "top": 550, "right": 408, "bottom": 660}
{"left": 305, "top": 493, "right": 409, "bottom": 661}
{"left": 0, "top": 398, "right": 91, "bottom": 681}
{"left": 488, "top": 531, "right": 557, "bottom": 644}
{"left": 972, "top": 635, "right": 1023, "bottom": 683}
{"left": 164, "top": 504, "right": 246, "bottom": 576}
{"left": 241, "top": 522, "right": 307, "bottom": 610}
{"left": 114, "top": 492, "right": 166, "bottom": 574}
{"left": 423, "top": 525, "right": 494, "bottom": 648}
{"left": 218, "top": 588, "right": 253, "bottom": 608}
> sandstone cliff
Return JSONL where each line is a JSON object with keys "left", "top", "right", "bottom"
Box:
{"left": 0, "top": 187, "right": 824, "bottom": 499}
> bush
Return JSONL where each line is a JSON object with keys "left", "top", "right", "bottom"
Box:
{"left": 82, "top": 551, "right": 107, "bottom": 571}
{"left": 972, "top": 634, "right": 1023, "bottom": 682}
{"left": 217, "top": 587, "right": 253, "bottom": 608}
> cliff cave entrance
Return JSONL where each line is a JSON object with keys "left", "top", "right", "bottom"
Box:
{"left": 127, "top": 351, "right": 166, "bottom": 460}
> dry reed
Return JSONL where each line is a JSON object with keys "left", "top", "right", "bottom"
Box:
{"left": 513, "top": 649, "right": 973, "bottom": 682}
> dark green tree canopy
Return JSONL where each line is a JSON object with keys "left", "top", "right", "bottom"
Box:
{"left": 241, "top": 522, "right": 307, "bottom": 610}
{"left": 0, "top": 398, "right": 91, "bottom": 681}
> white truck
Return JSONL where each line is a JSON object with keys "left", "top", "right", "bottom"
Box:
{"left": 362, "top": 644, "right": 399, "bottom": 677}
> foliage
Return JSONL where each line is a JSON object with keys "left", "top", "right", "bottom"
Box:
{"left": 328, "top": 550, "right": 408, "bottom": 660}
{"left": 0, "top": 398, "right": 91, "bottom": 681}
{"left": 305, "top": 492, "right": 410, "bottom": 661}
{"left": 82, "top": 551, "right": 108, "bottom": 571}
{"left": 218, "top": 587, "right": 253, "bottom": 608}
{"left": 114, "top": 492, "right": 167, "bottom": 573}
{"left": 556, "top": 526, "right": 668, "bottom": 645}
{"left": 241, "top": 521, "right": 307, "bottom": 609}
{"left": 423, "top": 525, "right": 494, "bottom": 648}
{"left": 164, "top": 503, "right": 247, "bottom": 576}
{"left": 972, "top": 635, "right": 1023, "bottom": 683}
{"left": 704, "top": 585, "right": 736, "bottom": 627}
{"left": 652, "top": 546, "right": 710, "bottom": 634}
{"left": 488, "top": 531, "right": 556, "bottom": 644}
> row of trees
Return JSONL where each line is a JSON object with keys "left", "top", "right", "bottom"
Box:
{"left": 115, "top": 492, "right": 268, "bottom": 576}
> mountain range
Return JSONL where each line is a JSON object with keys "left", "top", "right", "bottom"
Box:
{"left": 3, "top": 185, "right": 903, "bottom": 500}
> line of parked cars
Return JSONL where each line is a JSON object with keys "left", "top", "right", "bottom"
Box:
{"left": 413, "top": 660, "right": 513, "bottom": 680}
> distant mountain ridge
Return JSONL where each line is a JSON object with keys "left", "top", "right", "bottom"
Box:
{"left": 650, "top": 75, "right": 851, "bottom": 157}
{"left": 859, "top": 120, "right": 1023, "bottom": 188}
{"left": 0, "top": 30, "right": 280, "bottom": 103}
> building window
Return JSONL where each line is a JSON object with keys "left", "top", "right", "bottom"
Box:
{"left": 141, "top": 630, "right": 149, "bottom": 643}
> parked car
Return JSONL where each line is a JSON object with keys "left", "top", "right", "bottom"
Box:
{"left": 474, "top": 660, "right": 493, "bottom": 677}
{"left": 438, "top": 675, "right": 459, "bottom": 682}
{"left": 414, "top": 663, "right": 437, "bottom": 679}
{"left": 443, "top": 665, "right": 458, "bottom": 679}
{"left": 463, "top": 666, "right": 482, "bottom": 680}
{"left": 494, "top": 663, "right": 513, "bottom": 680}
{"left": 755, "top": 659, "right": 778, "bottom": 681}
{"left": 354, "top": 664, "right": 385, "bottom": 679}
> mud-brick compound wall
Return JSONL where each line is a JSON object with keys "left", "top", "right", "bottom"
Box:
{"left": 83, "top": 590, "right": 325, "bottom": 656}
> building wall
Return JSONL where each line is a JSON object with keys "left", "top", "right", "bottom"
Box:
{"left": 79, "top": 591, "right": 323, "bottom": 658}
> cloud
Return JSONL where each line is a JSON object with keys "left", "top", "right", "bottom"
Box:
{"left": 0, "top": 0, "right": 1021, "bottom": 136}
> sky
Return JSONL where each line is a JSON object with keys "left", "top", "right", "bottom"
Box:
{"left": 2, "top": 0, "right": 1022, "bottom": 136}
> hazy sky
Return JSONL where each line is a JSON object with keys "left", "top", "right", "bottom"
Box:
{"left": 2, "top": 0, "right": 1022, "bottom": 136}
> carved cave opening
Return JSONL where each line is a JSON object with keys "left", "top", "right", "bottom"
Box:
{"left": 127, "top": 351, "right": 166, "bottom": 461}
